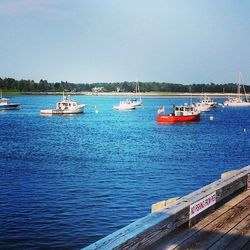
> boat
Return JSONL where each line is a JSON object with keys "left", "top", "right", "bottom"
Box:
{"left": 40, "top": 93, "right": 85, "bottom": 115}
{"left": 0, "top": 91, "right": 21, "bottom": 110}
{"left": 200, "top": 94, "right": 217, "bottom": 108}
{"left": 113, "top": 81, "right": 142, "bottom": 110}
{"left": 113, "top": 99, "right": 136, "bottom": 110}
{"left": 156, "top": 105, "right": 200, "bottom": 123}
{"left": 130, "top": 97, "right": 142, "bottom": 107}
{"left": 192, "top": 102, "right": 211, "bottom": 112}
{"left": 129, "top": 81, "right": 142, "bottom": 107}
{"left": 223, "top": 72, "right": 250, "bottom": 107}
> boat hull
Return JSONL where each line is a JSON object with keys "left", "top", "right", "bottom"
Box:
{"left": 224, "top": 102, "right": 250, "bottom": 107}
{"left": 156, "top": 114, "right": 200, "bottom": 123}
{"left": 40, "top": 106, "right": 84, "bottom": 115}
{"left": 130, "top": 100, "right": 142, "bottom": 107}
{"left": 113, "top": 105, "right": 135, "bottom": 110}
{"left": 0, "top": 103, "right": 20, "bottom": 110}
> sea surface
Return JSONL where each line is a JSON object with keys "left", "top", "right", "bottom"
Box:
{"left": 0, "top": 95, "right": 249, "bottom": 249}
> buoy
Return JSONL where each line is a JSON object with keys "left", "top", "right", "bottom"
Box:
{"left": 95, "top": 110, "right": 99, "bottom": 114}
{"left": 209, "top": 116, "right": 214, "bottom": 121}
{"left": 243, "top": 128, "right": 247, "bottom": 133}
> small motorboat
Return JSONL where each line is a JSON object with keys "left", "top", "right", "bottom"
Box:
{"left": 200, "top": 95, "right": 217, "bottom": 108}
{"left": 113, "top": 99, "right": 136, "bottom": 110}
{"left": 40, "top": 94, "right": 85, "bottom": 115}
{"left": 0, "top": 91, "right": 21, "bottom": 110}
{"left": 192, "top": 102, "right": 211, "bottom": 112}
{"left": 156, "top": 105, "right": 201, "bottom": 123}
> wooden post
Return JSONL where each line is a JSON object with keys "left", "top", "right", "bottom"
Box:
{"left": 151, "top": 197, "right": 180, "bottom": 213}
{"left": 221, "top": 170, "right": 237, "bottom": 179}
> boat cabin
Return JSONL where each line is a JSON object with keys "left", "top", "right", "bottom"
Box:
{"left": 173, "top": 105, "right": 198, "bottom": 116}
{"left": 56, "top": 96, "right": 77, "bottom": 110}
{"left": 200, "top": 96, "right": 216, "bottom": 107}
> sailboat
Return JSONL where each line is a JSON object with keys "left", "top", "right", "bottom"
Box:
{"left": 113, "top": 81, "right": 142, "bottom": 111}
{"left": 224, "top": 72, "right": 250, "bottom": 107}
{"left": 129, "top": 81, "right": 142, "bottom": 107}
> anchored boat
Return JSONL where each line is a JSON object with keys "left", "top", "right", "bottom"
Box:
{"left": 192, "top": 102, "right": 211, "bottom": 112}
{"left": 156, "top": 105, "right": 200, "bottom": 123}
{"left": 223, "top": 72, "right": 250, "bottom": 107}
{"left": 40, "top": 94, "right": 85, "bottom": 115}
{"left": 200, "top": 95, "right": 217, "bottom": 108}
{"left": 129, "top": 81, "right": 142, "bottom": 107}
{"left": 0, "top": 91, "right": 20, "bottom": 110}
{"left": 113, "top": 99, "right": 136, "bottom": 110}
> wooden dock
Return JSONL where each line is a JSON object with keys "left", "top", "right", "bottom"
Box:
{"left": 83, "top": 165, "right": 250, "bottom": 250}
{"left": 152, "top": 190, "right": 250, "bottom": 249}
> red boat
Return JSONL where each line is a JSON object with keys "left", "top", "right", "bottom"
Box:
{"left": 156, "top": 105, "right": 200, "bottom": 123}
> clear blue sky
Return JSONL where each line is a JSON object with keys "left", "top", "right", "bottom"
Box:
{"left": 0, "top": 0, "right": 250, "bottom": 84}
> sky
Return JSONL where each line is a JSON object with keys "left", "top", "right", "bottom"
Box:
{"left": 0, "top": 0, "right": 250, "bottom": 84}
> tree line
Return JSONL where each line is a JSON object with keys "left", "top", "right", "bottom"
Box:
{"left": 0, "top": 77, "right": 249, "bottom": 93}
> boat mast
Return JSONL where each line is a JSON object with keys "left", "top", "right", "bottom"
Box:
{"left": 189, "top": 86, "right": 192, "bottom": 105}
{"left": 239, "top": 72, "right": 249, "bottom": 102}
{"left": 137, "top": 80, "right": 142, "bottom": 102}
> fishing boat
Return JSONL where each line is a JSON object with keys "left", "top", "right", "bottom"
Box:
{"left": 223, "top": 72, "right": 250, "bottom": 107}
{"left": 200, "top": 95, "right": 217, "bottom": 108}
{"left": 113, "top": 99, "right": 135, "bottom": 110}
{"left": 192, "top": 102, "right": 211, "bottom": 112}
{"left": 40, "top": 93, "right": 85, "bottom": 115}
{"left": 0, "top": 91, "right": 21, "bottom": 110}
{"left": 156, "top": 105, "right": 200, "bottom": 123}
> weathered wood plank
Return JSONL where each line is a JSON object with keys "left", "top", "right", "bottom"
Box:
{"left": 208, "top": 215, "right": 250, "bottom": 250}
{"left": 152, "top": 190, "right": 250, "bottom": 250}
{"left": 174, "top": 196, "right": 250, "bottom": 250}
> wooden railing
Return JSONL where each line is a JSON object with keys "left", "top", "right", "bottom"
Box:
{"left": 83, "top": 165, "right": 250, "bottom": 250}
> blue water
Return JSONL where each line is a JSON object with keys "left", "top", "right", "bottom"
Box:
{"left": 0, "top": 95, "right": 249, "bottom": 249}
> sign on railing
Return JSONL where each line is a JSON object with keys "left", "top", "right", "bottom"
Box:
{"left": 189, "top": 192, "right": 216, "bottom": 219}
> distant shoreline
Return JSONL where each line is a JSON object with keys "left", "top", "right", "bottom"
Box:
{"left": 4, "top": 91, "right": 249, "bottom": 98}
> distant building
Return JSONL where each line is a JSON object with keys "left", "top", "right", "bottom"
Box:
{"left": 92, "top": 87, "right": 105, "bottom": 92}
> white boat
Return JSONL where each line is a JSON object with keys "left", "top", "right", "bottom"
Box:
{"left": 200, "top": 94, "right": 217, "bottom": 108}
{"left": 40, "top": 93, "right": 85, "bottom": 115}
{"left": 192, "top": 102, "right": 211, "bottom": 112}
{"left": 223, "top": 72, "right": 250, "bottom": 107}
{"left": 113, "top": 99, "right": 136, "bottom": 110}
{"left": 0, "top": 91, "right": 21, "bottom": 110}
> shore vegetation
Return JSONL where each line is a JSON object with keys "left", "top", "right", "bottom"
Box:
{"left": 0, "top": 77, "right": 249, "bottom": 94}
